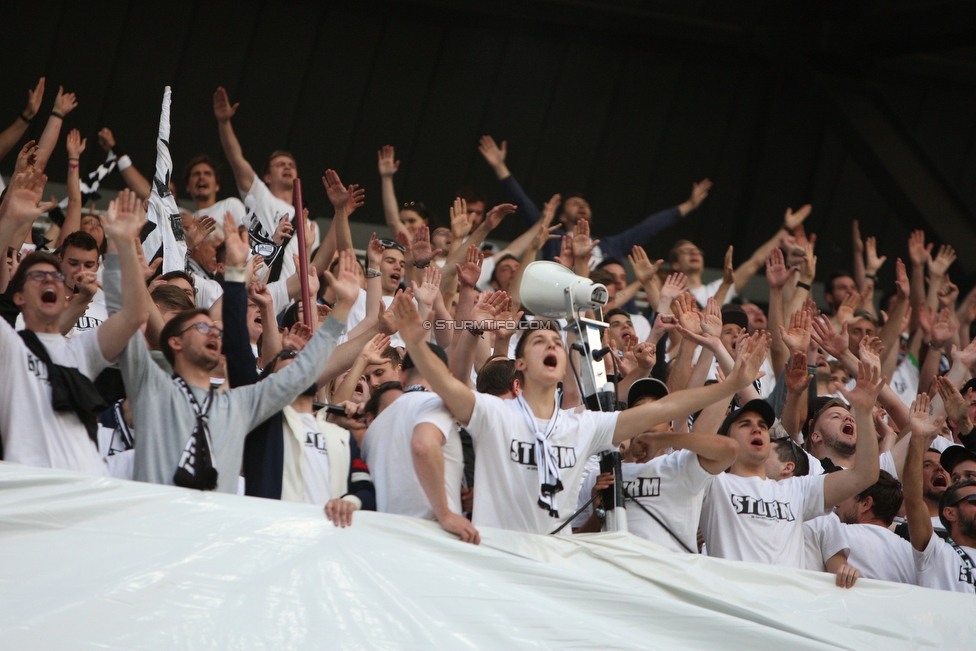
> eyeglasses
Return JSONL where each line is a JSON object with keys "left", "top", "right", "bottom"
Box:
{"left": 26, "top": 270, "right": 66, "bottom": 283}
{"left": 178, "top": 322, "right": 224, "bottom": 339}
{"left": 378, "top": 239, "right": 406, "bottom": 253}
{"left": 949, "top": 494, "right": 976, "bottom": 507}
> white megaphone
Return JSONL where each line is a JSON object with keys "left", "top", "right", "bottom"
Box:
{"left": 519, "top": 261, "right": 609, "bottom": 318}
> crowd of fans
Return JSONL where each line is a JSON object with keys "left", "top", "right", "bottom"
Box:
{"left": 1, "top": 77, "right": 974, "bottom": 596}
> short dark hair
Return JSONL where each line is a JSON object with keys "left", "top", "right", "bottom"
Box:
{"left": 151, "top": 284, "right": 195, "bottom": 313}
{"left": 476, "top": 356, "right": 523, "bottom": 396}
{"left": 160, "top": 270, "right": 195, "bottom": 287}
{"left": 596, "top": 257, "right": 625, "bottom": 271}
{"left": 59, "top": 230, "right": 99, "bottom": 256}
{"left": 9, "top": 251, "right": 63, "bottom": 296}
{"left": 852, "top": 310, "right": 878, "bottom": 328}
{"left": 490, "top": 254, "right": 519, "bottom": 285}
{"left": 558, "top": 192, "right": 586, "bottom": 218}
{"left": 400, "top": 201, "right": 435, "bottom": 226}
{"left": 939, "top": 478, "right": 976, "bottom": 532}
{"left": 825, "top": 271, "right": 855, "bottom": 295}
{"left": 604, "top": 308, "right": 629, "bottom": 322}
{"left": 772, "top": 438, "right": 809, "bottom": 476}
{"left": 262, "top": 150, "right": 296, "bottom": 178}
{"left": 363, "top": 381, "right": 403, "bottom": 420}
{"left": 669, "top": 239, "right": 695, "bottom": 265}
{"left": 158, "top": 308, "right": 210, "bottom": 365}
{"left": 589, "top": 268, "right": 615, "bottom": 289}
{"left": 379, "top": 346, "right": 402, "bottom": 367}
{"left": 804, "top": 397, "right": 849, "bottom": 446}
{"left": 857, "top": 470, "right": 903, "bottom": 527}
{"left": 183, "top": 154, "right": 221, "bottom": 188}
{"left": 455, "top": 186, "right": 486, "bottom": 207}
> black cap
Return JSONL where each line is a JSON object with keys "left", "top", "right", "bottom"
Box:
{"left": 718, "top": 399, "right": 776, "bottom": 435}
{"left": 962, "top": 378, "right": 976, "bottom": 395}
{"left": 721, "top": 307, "right": 749, "bottom": 330}
{"left": 626, "top": 378, "right": 669, "bottom": 407}
{"left": 401, "top": 343, "right": 449, "bottom": 371}
{"left": 940, "top": 446, "right": 976, "bottom": 476}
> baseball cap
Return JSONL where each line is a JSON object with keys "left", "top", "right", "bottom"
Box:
{"left": 940, "top": 446, "right": 976, "bottom": 477}
{"left": 718, "top": 398, "right": 776, "bottom": 435}
{"left": 721, "top": 307, "right": 749, "bottom": 330}
{"left": 626, "top": 378, "right": 669, "bottom": 407}
{"left": 401, "top": 343, "right": 449, "bottom": 371}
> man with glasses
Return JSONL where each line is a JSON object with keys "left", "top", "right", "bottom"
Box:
{"left": 105, "top": 209, "right": 363, "bottom": 492}
{"left": 904, "top": 396, "right": 976, "bottom": 593}
{"left": 0, "top": 175, "right": 149, "bottom": 474}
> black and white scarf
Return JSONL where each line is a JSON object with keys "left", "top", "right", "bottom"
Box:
{"left": 141, "top": 86, "right": 188, "bottom": 276}
{"left": 49, "top": 152, "right": 118, "bottom": 227}
{"left": 172, "top": 376, "right": 218, "bottom": 491}
{"left": 107, "top": 398, "right": 134, "bottom": 456}
{"left": 515, "top": 390, "right": 564, "bottom": 518}
{"left": 243, "top": 194, "right": 285, "bottom": 280}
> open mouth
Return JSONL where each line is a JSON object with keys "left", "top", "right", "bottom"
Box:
{"left": 41, "top": 288, "right": 58, "bottom": 304}
{"left": 390, "top": 273, "right": 401, "bottom": 284}
{"left": 841, "top": 423, "right": 855, "bottom": 436}
{"left": 254, "top": 316, "right": 262, "bottom": 325}
{"left": 543, "top": 353, "right": 558, "bottom": 369}
{"left": 355, "top": 379, "right": 367, "bottom": 395}
{"left": 750, "top": 436, "right": 764, "bottom": 449}
{"left": 205, "top": 341, "right": 219, "bottom": 352}
{"left": 933, "top": 474, "right": 948, "bottom": 488}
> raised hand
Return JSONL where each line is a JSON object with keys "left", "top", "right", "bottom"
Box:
{"left": 450, "top": 196, "right": 472, "bottom": 239}
{"left": 934, "top": 376, "right": 971, "bottom": 429}
{"left": 765, "top": 247, "right": 795, "bottom": 290}
{"left": 865, "top": 236, "right": 886, "bottom": 275}
{"left": 659, "top": 273, "right": 687, "bottom": 303}
{"left": 246, "top": 255, "right": 267, "bottom": 285}
{"left": 628, "top": 245, "right": 661, "bottom": 285}
{"left": 811, "top": 316, "right": 849, "bottom": 359}
{"left": 377, "top": 297, "right": 400, "bottom": 335}
{"left": 24, "top": 77, "right": 45, "bottom": 120}
{"left": 907, "top": 230, "right": 932, "bottom": 268}
{"left": 779, "top": 308, "right": 812, "bottom": 355}
{"left": 323, "top": 169, "right": 365, "bottom": 215}
{"left": 53, "top": 86, "right": 78, "bottom": 117}
{"left": 672, "top": 292, "right": 702, "bottom": 335}
{"left": 908, "top": 393, "right": 944, "bottom": 442}
{"left": 283, "top": 322, "right": 314, "bottom": 352}
{"left": 359, "top": 332, "right": 392, "bottom": 365}
{"left": 366, "top": 232, "right": 385, "bottom": 268}
{"left": 687, "top": 178, "right": 712, "bottom": 210}
{"left": 97, "top": 128, "right": 116, "bottom": 152}
{"left": 411, "top": 224, "right": 442, "bottom": 266}
{"left": 784, "top": 351, "right": 812, "bottom": 394}
{"left": 554, "top": 234, "right": 574, "bottom": 269}
{"left": 483, "top": 203, "right": 517, "bottom": 231}
{"left": 471, "top": 290, "right": 508, "bottom": 321}
{"left": 247, "top": 281, "right": 273, "bottom": 310}
{"left": 700, "top": 296, "right": 722, "bottom": 338}
{"left": 894, "top": 258, "right": 909, "bottom": 299}
{"left": 100, "top": 188, "right": 145, "bottom": 242}
{"left": 729, "top": 331, "right": 771, "bottom": 389}
{"left": 852, "top": 220, "right": 864, "bottom": 257}
{"left": 135, "top": 237, "right": 162, "bottom": 281}
{"left": 836, "top": 290, "right": 861, "bottom": 325}
{"left": 0, "top": 170, "right": 55, "bottom": 228}
{"left": 456, "top": 245, "right": 484, "bottom": 289}
{"left": 572, "top": 218, "right": 599, "bottom": 261}
{"left": 183, "top": 213, "right": 217, "bottom": 251}
{"left": 633, "top": 341, "right": 657, "bottom": 371}
{"left": 938, "top": 275, "right": 959, "bottom": 309}
{"left": 271, "top": 215, "right": 294, "bottom": 246}
{"left": 213, "top": 87, "right": 239, "bottom": 122}
{"left": 783, "top": 204, "right": 812, "bottom": 231}
{"left": 322, "top": 250, "right": 360, "bottom": 306}
{"left": 377, "top": 145, "right": 400, "bottom": 177}
{"left": 478, "top": 135, "right": 507, "bottom": 169}
{"left": 722, "top": 246, "right": 734, "bottom": 286}
{"left": 411, "top": 265, "right": 442, "bottom": 309}
{"left": 65, "top": 129, "right": 86, "bottom": 159}
{"left": 950, "top": 338, "right": 976, "bottom": 372}
{"left": 391, "top": 290, "right": 427, "bottom": 346}
{"left": 928, "top": 244, "right": 956, "bottom": 277}
{"left": 858, "top": 335, "right": 884, "bottom": 379}
{"left": 14, "top": 140, "right": 39, "bottom": 175}
{"left": 839, "top": 359, "right": 885, "bottom": 411}
{"left": 931, "top": 307, "right": 954, "bottom": 347}
{"left": 223, "top": 212, "right": 251, "bottom": 267}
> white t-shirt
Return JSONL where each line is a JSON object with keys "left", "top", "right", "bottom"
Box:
{"left": 361, "top": 391, "right": 462, "bottom": 520}
{"left": 889, "top": 356, "right": 919, "bottom": 407}
{"left": 803, "top": 450, "right": 898, "bottom": 480}
{"left": 570, "top": 455, "right": 601, "bottom": 529}
{"left": 191, "top": 273, "right": 223, "bottom": 310}
{"left": 701, "top": 472, "right": 826, "bottom": 567}
{"left": 623, "top": 449, "right": 713, "bottom": 553}
{"left": 15, "top": 289, "right": 108, "bottom": 336}
{"left": 242, "top": 176, "right": 320, "bottom": 283}
{"left": 298, "top": 412, "right": 332, "bottom": 505}
{"left": 913, "top": 533, "right": 976, "bottom": 594}
{"left": 843, "top": 522, "right": 917, "bottom": 585}
{"left": 194, "top": 197, "right": 246, "bottom": 227}
{"left": 689, "top": 278, "right": 737, "bottom": 307}
{"left": 465, "top": 393, "right": 618, "bottom": 535}
{"left": 802, "top": 512, "right": 849, "bottom": 571}
{"left": 336, "top": 288, "right": 368, "bottom": 346}
{"left": 0, "top": 322, "right": 110, "bottom": 475}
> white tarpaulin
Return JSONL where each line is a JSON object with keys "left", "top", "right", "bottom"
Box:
{"left": 0, "top": 462, "right": 971, "bottom": 650}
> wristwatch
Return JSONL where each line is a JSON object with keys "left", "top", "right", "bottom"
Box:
{"left": 365, "top": 268, "right": 381, "bottom": 279}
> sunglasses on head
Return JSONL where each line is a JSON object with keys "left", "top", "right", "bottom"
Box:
{"left": 378, "top": 239, "right": 406, "bottom": 253}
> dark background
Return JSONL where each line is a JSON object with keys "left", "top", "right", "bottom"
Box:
{"left": 3, "top": 0, "right": 976, "bottom": 292}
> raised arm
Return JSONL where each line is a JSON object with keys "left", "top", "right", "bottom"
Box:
{"left": 823, "top": 360, "right": 883, "bottom": 508}
{"left": 34, "top": 85, "right": 77, "bottom": 173}
{"left": 904, "top": 394, "right": 943, "bottom": 551}
{"left": 55, "top": 129, "right": 86, "bottom": 248}
{"left": 478, "top": 136, "right": 542, "bottom": 225}
{"left": 394, "top": 292, "right": 476, "bottom": 423}
{"left": 732, "top": 205, "right": 808, "bottom": 293}
{"left": 97, "top": 128, "right": 151, "bottom": 200}
{"left": 214, "top": 87, "right": 257, "bottom": 194}
{"left": 0, "top": 171, "right": 57, "bottom": 293}
{"left": 97, "top": 190, "right": 151, "bottom": 362}
{"left": 377, "top": 145, "right": 406, "bottom": 238}
{"left": 614, "top": 331, "right": 769, "bottom": 444}
{"left": 0, "top": 78, "right": 44, "bottom": 162}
